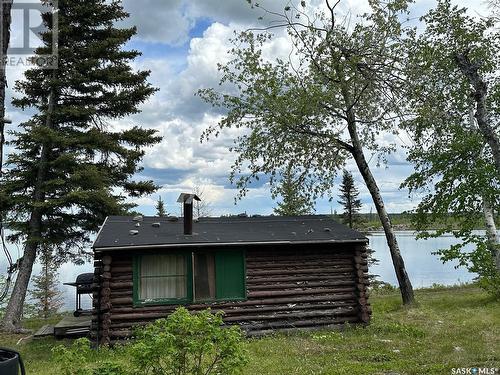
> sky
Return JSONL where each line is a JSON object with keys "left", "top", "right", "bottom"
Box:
{"left": 3, "top": 0, "right": 491, "bottom": 218}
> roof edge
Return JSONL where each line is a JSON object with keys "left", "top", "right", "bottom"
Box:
{"left": 93, "top": 238, "right": 369, "bottom": 252}
{"left": 92, "top": 216, "right": 109, "bottom": 249}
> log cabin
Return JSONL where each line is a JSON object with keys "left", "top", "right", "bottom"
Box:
{"left": 91, "top": 194, "right": 371, "bottom": 345}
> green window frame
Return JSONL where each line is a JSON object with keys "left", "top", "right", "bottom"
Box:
{"left": 133, "top": 253, "right": 193, "bottom": 306}
{"left": 133, "top": 249, "right": 246, "bottom": 306}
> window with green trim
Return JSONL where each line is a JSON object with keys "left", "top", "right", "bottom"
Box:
{"left": 134, "top": 253, "right": 192, "bottom": 305}
{"left": 133, "top": 250, "right": 245, "bottom": 306}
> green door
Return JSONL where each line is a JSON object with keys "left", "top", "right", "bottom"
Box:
{"left": 215, "top": 250, "right": 246, "bottom": 300}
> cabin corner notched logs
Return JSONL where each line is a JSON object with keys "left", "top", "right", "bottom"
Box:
{"left": 91, "top": 244, "right": 371, "bottom": 344}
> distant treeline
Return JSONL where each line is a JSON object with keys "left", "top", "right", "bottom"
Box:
{"left": 331, "top": 212, "right": 500, "bottom": 231}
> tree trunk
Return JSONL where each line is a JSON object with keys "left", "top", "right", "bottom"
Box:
{"left": 1, "top": 0, "right": 13, "bottom": 169}
{"left": 455, "top": 52, "right": 500, "bottom": 175}
{"left": 2, "top": 81, "right": 56, "bottom": 331}
{"left": 344, "top": 111, "right": 415, "bottom": 305}
{"left": 483, "top": 198, "right": 500, "bottom": 273}
{"left": 1, "top": 242, "right": 38, "bottom": 330}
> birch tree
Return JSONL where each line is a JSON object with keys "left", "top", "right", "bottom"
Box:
{"left": 402, "top": 0, "right": 500, "bottom": 296}
{"left": 200, "top": 0, "right": 416, "bottom": 304}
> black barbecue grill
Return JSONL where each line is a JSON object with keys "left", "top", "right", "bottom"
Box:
{"left": 64, "top": 273, "right": 94, "bottom": 317}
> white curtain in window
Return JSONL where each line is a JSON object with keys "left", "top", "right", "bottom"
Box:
{"left": 140, "top": 254, "right": 186, "bottom": 300}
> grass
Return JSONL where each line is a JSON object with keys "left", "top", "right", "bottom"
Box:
{"left": 0, "top": 285, "right": 498, "bottom": 375}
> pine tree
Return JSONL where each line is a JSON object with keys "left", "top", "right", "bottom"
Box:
{"left": 156, "top": 196, "right": 167, "bottom": 217}
{"left": 274, "top": 168, "right": 314, "bottom": 216}
{"left": 30, "top": 249, "right": 63, "bottom": 319}
{"left": 0, "top": 0, "right": 160, "bottom": 330}
{"left": 338, "top": 170, "right": 363, "bottom": 228}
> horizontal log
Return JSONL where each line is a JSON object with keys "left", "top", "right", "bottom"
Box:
{"left": 108, "top": 301, "right": 359, "bottom": 323}
{"left": 248, "top": 251, "right": 353, "bottom": 257}
{"left": 109, "top": 261, "right": 133, "bottom": 267}
{"left": 109, "top": 274, "right": 133, "bottom": 281}
{"left": 248, "top": 287, "right": 355, "bottom": 298}
{"left": 109, "top": 292, "right": 355, "bottom": 314}
{"left": 223, "top": 307, "right": 357, "bottom": 323}
{"left": 249, "top": 280, "right": 355, "bottom": 291}
{"left": 110, "top": 321, "right": 149, "bottom": 329}
{"left": 110, "top": 281, "right": 133, "bottom": 289}
{"left": 109, "top": 306, "right": 358, "bottom": 325}
{"left": 223, "top": 301, "right": 358, "bottom": 315}
{"left": 247, "top": 255, "right": 353, "bottom": 263}
{"left": 249, "top": 267, "right": 354, "bottom": 276}
{"left": 109, "top": 330, "right": 132, "bottom": 338}
{"left": 110, "top": 312, "right": 173, "bottom": 321}
{"left": 110, "top": 266, "right": 132, "bottom": 273}
{"left": 110, "top": 297, "right": 133, "bottom": 305}
{"left": 247, "top": 274, "right": 354, "bottom": 284}
{"left": 110, "top": 290, "right": 133, "bottom": 298}
{"left": 109, "top": 274, "right": 133, "bottom": 280}
{"left": 246, "top": 260, "right": 354, "bottom": 269}
{"left": 242, "top": 315, "right": 360, "bottom": 330}
{"left": 109, "top": 293, "right": 359, "bottom": 314}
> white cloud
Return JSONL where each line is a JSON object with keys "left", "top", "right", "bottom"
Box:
{"left": 5, "top": 0, "right": 489, "bottom": 218}
{"left": 121, "top": 0, "right": 194, "bottom": 45}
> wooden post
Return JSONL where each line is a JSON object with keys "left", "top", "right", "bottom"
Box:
{"left": 100, "top": 254, "right": 112, "bottom": 345}
{"left": 353, "top": 245, "right": 371, "bottom": 323}
{"left": 91, "top": 255, "right": 102, "bottom": 347}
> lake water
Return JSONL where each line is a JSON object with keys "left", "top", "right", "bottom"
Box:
{"left": 0, "top": 231, "right": 480, "bottom": 312}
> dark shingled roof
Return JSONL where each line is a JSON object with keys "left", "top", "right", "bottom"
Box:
{"left": 93, "top": 215, "right": 368, "bottom": 250}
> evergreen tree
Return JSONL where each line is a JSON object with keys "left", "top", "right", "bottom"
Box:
{"left": 273, "top": 167, "right": 314, "bottom": 216}
{"left": 338, "top": 170, "right": 363, "bottom": 228}
{"left": 0, "top": 0, "right": 160, "bottom": 331}
{"left": 30, "top": 248, "right": 63, "bottom": 319}
{"left": 156, "top": 196, "right": 167, "bottom": 217}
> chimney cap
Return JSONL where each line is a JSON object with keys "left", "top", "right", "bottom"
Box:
{"left": 177, "top": 193, "right": 201, "bottom": 204}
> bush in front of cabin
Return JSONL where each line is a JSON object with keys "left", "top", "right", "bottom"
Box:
{"left": 52, "top": 338, "right": 127, "bottom": 375}
{"left": 128, "top": 307, "right": 248, "bottom": 375}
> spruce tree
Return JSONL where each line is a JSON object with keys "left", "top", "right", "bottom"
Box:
{"left": 156, "top": 196, "right": 167, "bottom": 217}
{"left": 274, "top": 167, "right": 314, "bottom": 216}
{"left": 338, "top": 170, "right": 363, "bottom": 228}
{"left": 0, "top": 0, "right": 160, "bottom": 330}
{"left": 30, "top": 248, "right": 63, "bottom": 319}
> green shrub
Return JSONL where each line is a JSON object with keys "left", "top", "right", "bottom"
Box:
{"left": 52, "top": 338, "right": 93, "bottom": 375}
{"left": 52, "top": 338, "right": 126, "bottom": 375}
{"left": 128, "top": 307, "right": 248, "bottom": 375}
{"left": 92, "top": 362, "right": 127, "bottom": 375}
{"left": 369, "top": 280, "right": 398, "bottom": 295}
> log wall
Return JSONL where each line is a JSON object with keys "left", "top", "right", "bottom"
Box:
{"left": 91, "top": 243, "right": 370, "bottom": 344}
